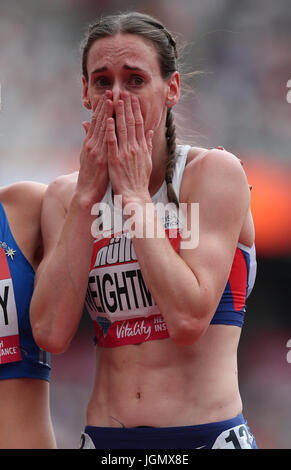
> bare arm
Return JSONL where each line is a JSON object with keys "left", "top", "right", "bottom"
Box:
{"left": 128, "top": 149, "right": 251, "bottom": 345}
{"left": 29, "top": 176, "right": 96, "bottom": 354}
{"left": 30, "top": 93, "right": 113, "bottom": 353}
{"left": 106, "top": 93, "right": 251, "bottom": 345}
{"left": 0, "top": 181, "right": 47, "bottom": 269}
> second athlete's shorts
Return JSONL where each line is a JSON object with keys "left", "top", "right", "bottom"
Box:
{"left": 80, "top": 413, "right": 257, "bottom": 449}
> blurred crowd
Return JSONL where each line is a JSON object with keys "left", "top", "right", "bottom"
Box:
{"left": 1, "top": 0, "right": 290, "bottom": 186}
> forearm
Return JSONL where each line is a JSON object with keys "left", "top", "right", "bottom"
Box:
{"left": 30, "top": 193, "right": 95, "bottom": 353}
{"left": 128, "top": 200, "right": 208, "bottom": 344}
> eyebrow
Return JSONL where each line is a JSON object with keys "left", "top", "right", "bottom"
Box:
{"left": 91, "top": 64, "right": 147, "bottom": 74}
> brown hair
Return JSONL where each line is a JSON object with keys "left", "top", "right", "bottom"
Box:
{"left": 81, "top": 11, "right": 180, "bottom": 205}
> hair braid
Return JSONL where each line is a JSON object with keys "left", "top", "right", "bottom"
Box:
{"left": 165, "top": 108, "right": 179, "bottom": 207}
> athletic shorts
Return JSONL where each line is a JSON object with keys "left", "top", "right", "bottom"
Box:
{"left": 80, "top": 414, "right": 257, "bottom": 449}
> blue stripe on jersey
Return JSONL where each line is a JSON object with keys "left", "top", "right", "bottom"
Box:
{"left": 0, "top": 201, "right": 50, "bottom": 381}
{"left": 210, "top": 246, "right": 252, "bottom": 327}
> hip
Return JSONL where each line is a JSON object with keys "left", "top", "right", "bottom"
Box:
{"left": 81, "top": 414, "right": 257, "bottom": 449}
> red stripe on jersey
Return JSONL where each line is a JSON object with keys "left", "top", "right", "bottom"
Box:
{"left": 91, "top": 228, "right": 181, "bottom": 270}
{"left": 0, "top": 248, "right": 22, "bottom": 363}
{"left": 0, "top": 248, "right": 10, "bottom": 280}
{"left": 94, "top": 314, "right": 169, "bottom": 348}
{"left": 228, "top": 248, "right": 248, "bottom": 311}
{"left": 0, "top": 335, "right": 21, "bottom": 364}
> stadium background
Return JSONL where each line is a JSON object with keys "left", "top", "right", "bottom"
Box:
{"left": 0, "top": 0, "right": 290, "bottom": 448}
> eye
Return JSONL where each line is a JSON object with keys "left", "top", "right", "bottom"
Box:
{"left": 128, "top": 75, "right": 145, "bottom": 87}
{"left": 94, "top": 76, "right": 111, "bottom": 88}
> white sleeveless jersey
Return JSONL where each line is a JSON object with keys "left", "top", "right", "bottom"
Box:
{"left": 85, "top": 145, "right": 190, "bottom": 347}
{"left": 85, "top": 144, "right": 256, "bottom": 347}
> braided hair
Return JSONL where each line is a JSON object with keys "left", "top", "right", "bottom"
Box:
{"left": 81, "top": 11, "right": 180, "bottom": 205}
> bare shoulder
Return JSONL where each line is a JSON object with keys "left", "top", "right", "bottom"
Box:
{"left": 0, "top": 181, "right": 47, "bottom": 216}
{"left": 39, "top": 172, "right": 79, "bottom": 256}
{"left": 182, "top": 146, "right": 249, "bottom": 199}
{"left": 44, "top": 172, "right": 79, "bottom": 213}
{"left": 185, "top": 146, "right": 244, "bottom": 171}
{"left": 0, "top": 180, "right": 46, "bottom": 201}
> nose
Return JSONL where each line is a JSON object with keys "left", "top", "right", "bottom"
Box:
{"left": 111, "top": 80, "right": 124, "bottom": 106}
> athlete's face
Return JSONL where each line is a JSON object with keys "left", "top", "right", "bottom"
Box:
{"left": 82, "top": 33, "right": 180, "bottom": 136}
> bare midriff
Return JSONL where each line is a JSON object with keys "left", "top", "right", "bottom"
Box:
{"left": 86, "top": 324, "right": 243, "bottom": 428}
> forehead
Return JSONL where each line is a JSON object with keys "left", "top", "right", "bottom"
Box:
{"left": 86, "top": 33, "right": 160, "bottom": 75}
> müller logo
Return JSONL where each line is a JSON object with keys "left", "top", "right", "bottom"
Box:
{"left": 91, "top": 195, "right": 199, "bottom": 250}
{"left": 94, "top": 236, "right": 137, "bottom": 268}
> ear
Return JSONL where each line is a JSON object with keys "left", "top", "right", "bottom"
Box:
{"left": 82, "top": 75, "right": 91, "bottom": 110}
{"left": 166, "top": 71, "right": 180, "bottom": 108}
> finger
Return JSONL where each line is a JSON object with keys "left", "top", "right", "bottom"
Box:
{"left": 100, "top": 126, "right": 108, "bottom": 163}
{"left": 105, "top": 89, "right": 113, "bottom": 101}
{"left": 106, "top": 97, "right": 114, "bottom": 120}
{"left": 122, "top": 91, "right": 136, "bottom": 145}
{"left": 82, "top": 121, "right": 90, "bottom": 134}
{"left": 86, "top": 94, "right": 105, "bottom": 140}
{"left": 115, "top": 99, "right": 128, "bottom": 149}
{"left": 131, "top": 95, "right": 145, "bottom": 144}
{"left": 106, "top": 117, "right": 118, "bottom": 160}
{"left": 146, "top": 130, "right": 154, "bottom": 153}
{"left": 93, "top": 97, "right": 114, "bottom": 151}
{"left": 91, "top": 95, "right": 107, "bottom": 144}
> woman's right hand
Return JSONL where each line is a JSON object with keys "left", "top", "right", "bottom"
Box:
{"left": 77, "top": 90, "right": 114, "bottom": 204}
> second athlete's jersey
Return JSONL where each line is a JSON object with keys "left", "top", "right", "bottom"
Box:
{"left": 0, "top": 201, "right": 50, "bottom": 380}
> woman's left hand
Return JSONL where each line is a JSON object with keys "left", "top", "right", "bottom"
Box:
{"left": 106, "top": 91, "right": 153, "bottom": 207}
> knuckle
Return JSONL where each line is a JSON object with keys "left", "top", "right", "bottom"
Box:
{"left": 118, "top": 124, "right": 127, "bottom": 134}
{"left": 106, "top": 129, "right": 116, "bottom": 141}
{"left": 129, "top": 143, "right": 138, "bottom": 156}
{"left": 107, "top": 136, "right": 116, "bottom": 145}
{"left": 127, "top": 118, "right": 135, "bottom": 127}
{"left": 135, "top": 118, "right": 143, "bottom": 127}
{"left": 96, "top": 112, "right": 104, "bottom": 123}
{"left": 84, "top": 141, "right": 93, "bottom": 153}
{"left": 98, "top": 156, "right": 107, "bottom": 167}
{"left": 90, "top": 148, "right": 97, "bottom": 158}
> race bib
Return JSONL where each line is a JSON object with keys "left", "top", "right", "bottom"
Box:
{"left": 94, "top": 313, "right": 169, "bottom": 347}
{"left": 212, "top": 424, "right": 255, "bottom": 449}
{"left": 0, "top": 248, "right": 22, "bottom": 364}
{"left": 86, "top": 229, "right": 180, "bottom": 347}
{"left": 87, "top": 229, "right": 180, "bottom": 323}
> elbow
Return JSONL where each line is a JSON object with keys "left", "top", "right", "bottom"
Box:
{"left": 169, "top": 317, "right": 206, "bottom": 346}
{"left": 30, "top": 298, "right": 75, "bottom": 354}
{"left": 31, "top": 323, "right": 70, "bottom": 355}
